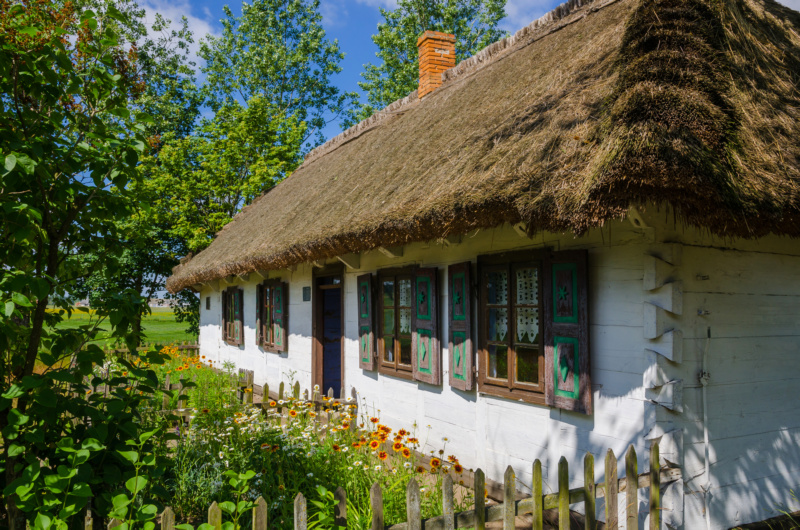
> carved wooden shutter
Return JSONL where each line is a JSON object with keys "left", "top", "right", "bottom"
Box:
{"left": 255, "top": 284, "right": 262, "bottom": 346}
{"left": 448, "top": 262, "right": 473, "bottom": 391}
{"left": 272, "top": 282, "right": 288, "bottom": 352}
{"left": 412, "top": 268, "right": 440, "bottom": 385}
{"left": 357, "top": 273, "right": 376, "bottom": 370}
{"left": 234, "top": 288, "right": 244, "bottom": 346}
{"left": 544, "top": 249, "right": 591, "bottom": 414}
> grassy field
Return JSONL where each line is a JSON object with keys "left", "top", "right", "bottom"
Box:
{"left": 52, "top": 306, "right": 197, "bottom": 345}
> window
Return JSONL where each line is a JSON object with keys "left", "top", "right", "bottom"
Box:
{"left": 206, "top": 297, "right": 210, "bottom": 310}
{"left": 257, "top": 280, "right": 288, "bottom": 353}
{"left": 222, "top": 287, "right": 243, "bottom": 346}
{"left": 378, "top": 270, "right": 414, "bottom": 378}
{"left": 479, "top": 253, "right": 544, "bottom": 403}
{"left": 478, "top": 249, "right": 591, "bottom": 413}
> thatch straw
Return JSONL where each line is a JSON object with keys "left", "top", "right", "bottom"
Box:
{"left": 167, "top": 0, "right": 800, "bottom": 293}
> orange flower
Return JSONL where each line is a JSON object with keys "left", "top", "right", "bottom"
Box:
{"left": 260, "top": 443, "right": 270, "bottom": 450}
{"left": 397, "top": 429, "right": 408, "bottom": 437}
{"left": 369, "top": 440, "right": 380, "bottom": 450}
{"left": 309, "top": 412, "right": 317, "bottom": 418}
{"left": 379, "top": 425, "right": 391, "bottom": 434}
{"left": 122, "top": 371, "right": 128, "bottom": 377}
{"left": 342, "top": 421, "right": 350, "bottom": 429}
{"left": 370, "top": 417, "right": 379, "bottom": 424}
{"left": 378, "top": 451, "right": 388, "bottom": 461}
{"left": 394, "top": 435, "right": 403, "bottom": 442}
{"left": 269, "top": 400, "right": 277, "bottom": 407}
{"left": 454, "top": 464, "right": 464, "bottom": 474}
{"left": 401, "top": 448, "right": 412, "bottom": 459}
{"left": 332, "top": 444, "right": 341, "bottom": 452}
{"left": 359, "top": 436, "right": 367, "bottom": 443}
{"left": 176, "top": 366, "right": 184, "bottom": 371}
{"left": 408, "top": 437, "right": 419, "bottom": 445}
{"left": 201, "top": 408, "right": 210, "bottom": 414}
{"left": 351, "top": 442, "right": 362, "bottom": 449}
{"left": 289, "top": 410, "right": 298, "bottom": 417}
{"left": 272, "top": 445, "right": 280, "bottom": 452}
{"left": 430, "top": 458, "right": 442, "bottom": 469}
{"left": 378, "top": 434, "right": 388, "bottom": 442}
{"left": 416, "top": 465, "right": 426, "bottom": 474}
{"left": 447, "top": 455, "right": 459, "bottom": 463}
{"left": 392, "top": 442, "right": 403, "bottom": 452}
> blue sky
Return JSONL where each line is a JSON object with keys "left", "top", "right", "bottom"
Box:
{"left": 141, "top": 0, "right": 800, "bottom": 141}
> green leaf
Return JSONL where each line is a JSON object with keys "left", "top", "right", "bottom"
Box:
{"left": 11, "top": 153, "right": 36, "bottom": 175}
{"left": 125, "top": 475, "right": 147, "bottom": 495}
{"left": 117, "top": 450, "right": 139, "bottom": 464}
{"left": 35, "top": 387, "right": 58, "bottom": 408}
{"left": 11, "top": 292, "right": 32, "bottom": 307}
{"left": 4, "top": 154, "right": 16, "bottom": 172}
{"left": 18, "top": 27, "right": 41, "bottom": 37}
{"left": 1, "top": 384, "right": 25, "bottom": 399}
{"left": 71, "top": 483, "right": 92, "bottom": 497}
{"left": 112, "top": 493, "right": 131, "bottom": 509}
{"left": 33, "top": 512, "right": 51, "bottom": 530}
{"left": 8, "top": 444, "right": 24, "bottom": 457}
{"left": 4, "top": 301, "right": 14, "bottom": 317}
{"left": 218, "top": 501, "right": 235, "bottom": 515}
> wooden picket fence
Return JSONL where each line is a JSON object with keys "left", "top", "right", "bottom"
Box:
{"left": 92, "top": 442, "right": 677, "bottom": 530}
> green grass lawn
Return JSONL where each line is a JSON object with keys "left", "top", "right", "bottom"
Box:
{"left": 54, "top": 306, "right": 197, "bottom": 345}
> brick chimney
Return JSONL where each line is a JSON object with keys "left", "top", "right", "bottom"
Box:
{"left": 417, "top": 31, "right": 456, "bottom": 98}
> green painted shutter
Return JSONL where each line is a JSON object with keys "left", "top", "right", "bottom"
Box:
{"left": 544, "top": 249, "right": 591, "bottom": 414}
{"left": 222, "top": 289, "right": 229, "bottom": 341}
{"left": 272, "top": 281, "right": 288, "bottom": 353}
{"left": 448, "top": 262, "right": 473, "bottom": 391}
{"left": 256, "top": 284, "right": 262, "bottom": 346}
{"left": 357, "top": 273, "right": 376, "bottom": 370}
{"left": 235, "top": 288, "right": 244, "bottom": 346}
{"left": 412, "top": 267, "right": 441, "bottom": 385}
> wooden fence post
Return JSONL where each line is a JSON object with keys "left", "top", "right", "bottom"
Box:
{"left": 584, "top": 453, "right": 596, "bottom": 530}
{"left": 107, "top": 519, "right": 121, "bottom": 529}
{"left": 208, "top": 501, "right": 222, "bottom": 530}
{"left": 650, "top": 442, "right": 660, "bottom": 530}
{"left": 442, "top": 474, "right": 454, "bottom": 530}
{"left": 606, "top": 449, "right": 619, "bottom": 530}
{"left": 370, "top": 482, "right": 384, "bottom": 530}
{"left": 161, "top": 507, "right": 175, "bottom": 530}
{"left": 293, "top": 381, "right": 300, "bottom": 399}
{"left": 626, "top": 445, "right": 638, "bottom": 529}
{"left": 294, "top": 493, "right": 307, "bottom": 530}
{"left": 254, "top": 497, "right": 268, "bottom": 530}
{"left": 558, "top": 457, "right": 569, "bottom": 530}
{"left": 407, "top": 478, "right": 421, "bottom": 530}
{"left": 503, "top": 466, "right": 515, "bottom": 530}
{"left": 532, "top": 460, "right": 543, "bottom": 530}
{"left": 334, "top": 486, "right": 347, "bottom": 528}
{"left": 162, "top": 373, "right": 171, "bottom": 410}
{"left": 278, "top": 382, "right": 285, "bottom": 415}
{"left": 350, "top": 387, "right": 358, "bottom": 432}
{"left": 474, "top": 468, "right": 486, "bottom": 530}
{"left": 262, "top": 383, "right": 270, "bottom": 411}
{"left": 84, "top": 509, "right": 93, "bottom": 530}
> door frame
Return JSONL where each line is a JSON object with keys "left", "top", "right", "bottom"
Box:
{"left": 312, "top": 264, "right": 345, "bottom": 396}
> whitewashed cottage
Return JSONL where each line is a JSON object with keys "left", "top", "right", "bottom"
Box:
{"left": 167, "top": 0, "right": 800, "bottom": 526}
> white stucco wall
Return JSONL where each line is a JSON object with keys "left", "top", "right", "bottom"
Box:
{"left": 195, "top": 213, "right": 800, "bottom": 529}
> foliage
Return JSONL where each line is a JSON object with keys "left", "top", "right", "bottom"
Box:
{"left": 345, "top": 0, "right": 507, "bottom": 126}
{"left": 49, "top": 308, "right": 196, "bottom": 346}
{"left": 200, "top": 0, "right": 357, "bottom": 149}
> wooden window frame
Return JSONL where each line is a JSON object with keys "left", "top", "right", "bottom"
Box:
{"left": 222, "top": 287, "right": 243, "bottom": 346}
{"left": 478, "top": 250, "right": 546, "bottom": 404}
{"left": 257, "top": 279, "right": 288, "bottom": 353}
{"left": 377, "top": 267, "right": 416, "bottom": 380}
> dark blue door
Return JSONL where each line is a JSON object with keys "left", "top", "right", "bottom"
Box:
{"left": 322, "top": 287, "right": 342, "bottom": 397}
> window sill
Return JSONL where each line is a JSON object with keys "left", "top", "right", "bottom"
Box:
{"left": 478, "top": 384, "right": 546, "bottom": 405}
{"left": 378, "top": 366, "right": 413, "bottom": 381}
{"left": 260, "top": 345, "right": 284, "bottom": 354}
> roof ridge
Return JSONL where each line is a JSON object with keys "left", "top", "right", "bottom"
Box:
{"left": 301, "top": 0, "right": 605, "bottom": 167}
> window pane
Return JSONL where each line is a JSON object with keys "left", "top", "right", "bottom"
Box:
{"left": 488, "top": 308, "right": 509, "bottom": 342}
{"left": 488, "top": 344, "right": 509, "bottom": 380}
{"left": 383, "top": 309, "right": 395, "bottom": 335}
{"left": 515, "top": 347, "right": 539, "bottom": 384}
{"left": 399, "top": 278, "right": 412, "bottom": 307}
{"left": 515, "top": 307, "right": 539, "bottom": 345}
{"left": 516, "top": 267, "right": 538, "bottom": 305}
{"left": 399, "top": 336, "right": 412, "bottom": 365}
{"left": 383, "top": 337, "right": 394, "bottom": 362}
{"left": 487, "top": 270, "right": 508, "bottom": 305}
{"left": 382, "top": 280, "right": 395, "bottom": 306}
{"left": 399, "top": 308, "right": 411, "bottom": 335}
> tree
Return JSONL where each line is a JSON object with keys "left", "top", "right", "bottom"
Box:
{"left": 346, "top": 0, "right": 507, "bottom": 126}
{"left": 200, "top": 0, "right": 356, "bottom": 148}
{"left": 0, "top": 1, "right": 153, "bottom": 526}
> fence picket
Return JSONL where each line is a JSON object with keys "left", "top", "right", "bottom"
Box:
{"left": 278, "top": 382, "right": 285, "bottom": 415}
{"left": 161, "top": 507, "right": 175, "bottom": 530}
{"left": 84, "top": 509, "right": 93, "bottom": 530}
{"left": 474, "top": 468, "right": 486, "bottom": 530}
{"left": 650, "top": 442, "right": 660, "bottom": 529}
{"left": 350, "top": 387, "right": 358, "bottom": 432}
{"left": 294, "top": 493, "right": 307, "bottom": 530}
{"left": 626, "top": 446, "right": 638, "bottom": 530}
{"left": 162, "top": 374, "right": 171, "bottom": 410}
{"left": 582, "top": 453, "right": 596, "bottom": 530}
{"left": 208, "top": 502, "right": 222, "bottom": 530}
{"left": 293, "top": 381, "right": 300, "bottom": 399}
{"left": 503, "top": 466, "right": 515, "bottom": 530}
{"left": 107, "top": 519, "right": 121, "bottom": 530}
{"left": 532, "top": 460, "right": 543, "bottom": 530}
{"left": 370, "top": 482, "right": 384, "bottom": 530}
{"left": 334, "top": 486, "right": 347, "bottom": 528}
{"left": 558, "top": 457, "right": 569, "bottom": 530}
{"left": 407, "top": 478, "right": 421, "bottom": 530}
{"left": 254, "top": 496, "right": 268, "bottom": 530}
{"left": 327, "top": 387, "right": 334, "bottom": 399}
{"left": 262, "top": 383, "right": 270, "bottom": 411}
{"left": 442, "top": 474, "right": 454, "bottom": 530}
{"left": 606, "top": 449, "right": 619, "bottom": 530}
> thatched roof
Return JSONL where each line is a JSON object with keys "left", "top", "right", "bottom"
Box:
{"left": 167, "top": 0, "right": 800, "bottom": 293}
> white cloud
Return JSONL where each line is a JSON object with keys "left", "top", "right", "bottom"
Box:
{"left": 139, "top": 0, "right": 221, "bottom": 68}
{"left": 500, "top": 0, "right": 561, "bottom": 33}
{"left": 354, "top": 0, "right": 397, "bottom": 7}
{"left": 319, "top": 0, "right": 350, "bottom": 28}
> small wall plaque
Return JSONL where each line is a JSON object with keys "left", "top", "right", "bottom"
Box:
{"left": 302, "top": 286, "right": 311, "bottom": 301}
